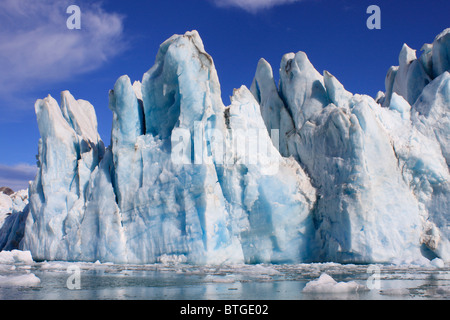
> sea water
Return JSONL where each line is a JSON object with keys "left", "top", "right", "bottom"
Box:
{"left": 0, "top": 260, "right": 449, "bottom": 300}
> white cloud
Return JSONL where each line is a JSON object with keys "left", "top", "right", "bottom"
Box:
{"left": 0, "top": 163, "right": 37, "bottom": 191}
{"left": 0, "top": 0, "right": 127, "bottom": 93}
{"left": 211, "top": 0, "right": 303, "bottom": 12}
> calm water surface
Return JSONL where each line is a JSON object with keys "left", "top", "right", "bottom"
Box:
{"left": 1, "top": 261, "right": 449, "bottom": 300}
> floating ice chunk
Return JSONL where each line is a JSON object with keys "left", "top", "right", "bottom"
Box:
{"left": 430, "top": 257, "right": 445, "bottom": 268}
{"left": 0, "top": 250, "right": 33, "bottom": 264}
{"left": 0, "top": 273, "right": 40, "bottom": 287}
{"left": 39, "top": 261, "right": 73, "bottom": 271}
{"left": 302, "top": 273, "right": 368, "bottom": 293}
{"left": 391, "top": 255, "right": 434, "bottom": 267}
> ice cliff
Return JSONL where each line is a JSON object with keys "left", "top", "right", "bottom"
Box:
{"left": 1, "top": 29, "right": 449, "bottom": 264}
{"left": 0, "top": 189, "right": 28, "bottom": 251}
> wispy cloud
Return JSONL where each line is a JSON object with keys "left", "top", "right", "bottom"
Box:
{"left": 0, "top": 163, "right": 37, "bottom": 191}
{"left": 0, "top": 0, "right": 127, "bottom": 94}
{"left": 211, "top": 0, "right": 304, "bottom": 13}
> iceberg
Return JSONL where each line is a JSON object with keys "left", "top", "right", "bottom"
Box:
{"left": 0, "top": 273, "right": 41, "bottom": 287}
{"left": 1, "top": 29, "right": 449, "bottom": 264}
{"left": 0, "top": 249, "right": 33, "bottom": 264}
{"left": 302, "top": 273, "right": 368, "bottom": 293}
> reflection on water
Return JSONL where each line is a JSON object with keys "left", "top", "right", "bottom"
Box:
{"left": 0, "top": 261, "right": 449, "bottom": 300}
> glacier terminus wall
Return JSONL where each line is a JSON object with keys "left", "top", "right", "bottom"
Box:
{"left": 1, "top": 29, "right": 449, "bottom": 265}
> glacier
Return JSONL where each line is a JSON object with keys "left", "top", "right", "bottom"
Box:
{"left": 0, "top": 189, "right": 29, "bottom": 251}
{"left": 1, "top": 29, "right": 449, "bottom": 264}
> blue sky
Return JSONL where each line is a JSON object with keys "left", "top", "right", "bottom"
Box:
{"left": 0, "top": 0, "right": 448, "bottom": 190}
